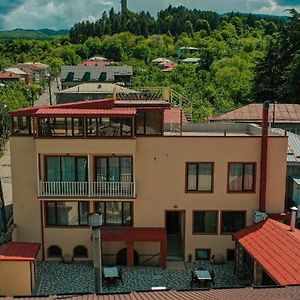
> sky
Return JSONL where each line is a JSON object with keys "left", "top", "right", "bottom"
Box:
{"left": 0, "top": 0, "right": 300, "bottom": 30}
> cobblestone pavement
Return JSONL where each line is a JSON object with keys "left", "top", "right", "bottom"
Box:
{"left": 34, "top": 261, "right": 244, "bottom": 295}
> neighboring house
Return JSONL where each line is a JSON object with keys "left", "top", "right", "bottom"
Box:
{"left": 81, "top": 57, "right": 114, "bottom": 67}
{"left": 15, "top": 63, "right": 49, "bottom": 84}
{"left": 5, "top": 67, "right": 32, "bottom": 85}
{"left": 55, "top": 83, "right": 138, "bottom": 104}
{"left": 176, "top": 47, "right": 199, "bottom": 57}
{"left": 61, "top": 66, "right": 133, "bottom": 90}
{"left": 151, "top": 58, "right": 177, "bottom": 72}
{"left": 233, "top": 217, "right": 300, "bottom": 286}
{"left": 0, "top": 242, "right": 40, "bottom": 296}
{"left": 180, "top": 58, "right": 201, "bottom": 64}
{"left": 10, "top": 99, "right": 287, "bottom": 268}
{"left": 209, "top": 103, "right": 300, "bottom": 134}
{"left": 0, "top": 71, "right": 23, "bottom": 84}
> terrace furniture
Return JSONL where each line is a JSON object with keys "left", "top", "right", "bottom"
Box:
{"left": 103, "top": 267, "right": 122, "bottom": 285}
{"left": 191, "top": 269, "right": 212, "bottom": 288}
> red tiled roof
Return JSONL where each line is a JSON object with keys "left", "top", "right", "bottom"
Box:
{"left": 81, "top": 60, "right": 112, "bottom": 67}
{"left": 35, "top": 107, "right": 136, "bottom": 117}
{"left": 233, "top": 219, "right": 300, "bottom": 285}
{"left": 164, "top": 108, "right": 187, "bottom": 124}
{"left": 0, "top": 242, "right": 40, "bottom": 261}
{"left": 0, "top": 70, "right": 21, "bottom": 79}
{"left": 210, "top": 104, "right": 300, "bottom": 123}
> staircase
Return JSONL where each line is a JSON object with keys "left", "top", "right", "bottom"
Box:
{"left": 167, "top": 234, "right": 184, "bottom": 261}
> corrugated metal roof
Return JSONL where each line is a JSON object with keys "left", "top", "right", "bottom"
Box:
{"left": 3, "top": 286, "right": 300, "bottom": 300}
{"left": 35, "top": 107, "right": 136, "bottom": 117}
{"left": 210, "top": 104, "right": 300, "bottom": 123}
{"left": 0, "top": 242, "right": 40, "bottom": 261}
{"left": 233, "top": 219, "right": 300, "bottom": 286}
{"left": 61, "top": 66, "right": 133, "bottom": 81}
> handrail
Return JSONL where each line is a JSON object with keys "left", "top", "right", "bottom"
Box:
{"left": 140, "top": 252, "right": 160, "bottom": 266}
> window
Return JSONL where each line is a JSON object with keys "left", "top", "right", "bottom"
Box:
{"left": 98, "top": 72, "right": 107, "bottom": 82}
{"left": 46, "top": 201, "right": 89, "bottom": 226}
{"left": 47, "top": 245, "right": 62, "bottom": 258}
{"left": 11, "top": 116, "right": 32, "bottom": 136}
{"left": 38, "top": 117, "right": 84, "bottom": 137}
{"left": 94, "top": 201, "right": 133, "bottom": 226}
{"left": 193, "top": 211, "right": 218, "bottom": 234}
{"left": 228, "top": 163, "right": 255, "bottom": 192}
{"left": 86, "top": 117, "right": 133, "bottom": 137}
{"left": 195, "top": 249, "right": 211, "bottom": 261}
{"left": 95, "top": 157, "right": 132, "bottom": 182}
{"left": 187, "top": 163, "right": 213, "bottom": 192}
{"left": 46, "top": 156, "right": 87, "bottom": 182}
{"left": 221, "top": 211, "right": 246, "bottom": 234}
{"left": 73, "top": 245, "right": 88, "bottom": 258}
{"left": 227, "top": 249, "right": 235, "bottom": 261}
{"left": 136, "top": 111, "right": 163, "bottom": 135}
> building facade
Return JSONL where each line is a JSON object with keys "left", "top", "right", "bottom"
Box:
{"left": 61, "top": 66, "right": 133, "bottom": 90}
{"left": 10, "top": 99, "right": 287, "bottom": 267}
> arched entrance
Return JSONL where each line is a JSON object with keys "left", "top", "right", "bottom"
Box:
{"left": 116, "top": 248, "right": 139, "bottom": 266}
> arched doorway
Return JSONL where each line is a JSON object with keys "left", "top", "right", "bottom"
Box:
{"left": 116, "top": 248, "right": 139, "bottom": 266}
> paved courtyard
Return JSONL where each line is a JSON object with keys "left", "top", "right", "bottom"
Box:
{"left": 34, "top": 261, "right": 245, "bottom": 295}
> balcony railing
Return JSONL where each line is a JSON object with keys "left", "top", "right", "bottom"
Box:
{"left": 38, "top": 181, "right": 135, "bottom": 198}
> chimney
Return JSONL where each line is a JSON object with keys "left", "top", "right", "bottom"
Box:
{"left": 290, "top": 206, "right": 298, "bottom": 232}
{"left": 259, "top": 101, "right": 269, "bottom": 212}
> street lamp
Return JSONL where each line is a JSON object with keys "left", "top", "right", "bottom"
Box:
{"left": 89, "top": 212, "right": 103, "bottom": 294}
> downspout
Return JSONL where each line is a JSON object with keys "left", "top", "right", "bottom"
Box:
{"left": 259, "top": 101, "right": 269, "bottom": 212}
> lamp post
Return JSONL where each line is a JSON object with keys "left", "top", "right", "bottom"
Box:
{"left": 89, "top": 212, "right": 103, "bottom": 294}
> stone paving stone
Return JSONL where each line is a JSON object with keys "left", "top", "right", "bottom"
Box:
{"left": 34, "top": 261, "right": 244, "bottom": 295}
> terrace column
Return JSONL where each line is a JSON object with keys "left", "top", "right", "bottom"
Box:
{"left": 160, "top": 240, "right": 167, "bottom": 269}
{"left": 127, "top": 241, "right": 134, "bottom": 267}
{"left": 235, "top": 242, "right": 244, "bottom": 276}
{"left": 253, "top": 261, "right": 263, "bottom": 286}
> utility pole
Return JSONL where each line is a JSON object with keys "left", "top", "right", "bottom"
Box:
{"left": 121, "top": 0, "right": 128, "bottom": 14}
{"left": 48, "top": 75, "right": 52, "bottom": 105}
{"left": 89, "top": 213, "right": 103, "bottom": 294}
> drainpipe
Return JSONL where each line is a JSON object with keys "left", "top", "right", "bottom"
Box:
{"left": 259, "top": 101, "right": 269, "bottom": 212}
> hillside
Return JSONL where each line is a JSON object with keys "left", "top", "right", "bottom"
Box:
{"left": 0, "top": 28, "right": 68, "bottom": 39}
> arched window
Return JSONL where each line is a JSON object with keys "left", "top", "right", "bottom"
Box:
{"left": 47, "top": 245, "right": 62, "bottom": 258}
{"left": 73, "top": 245, "right": 88, "bottom": 258}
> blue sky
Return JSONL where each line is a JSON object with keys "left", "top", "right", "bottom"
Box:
{"left": 0, "top": 0, "right": 299, "bottom": 30}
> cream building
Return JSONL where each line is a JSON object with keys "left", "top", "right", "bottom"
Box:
{"left": 9, "top": 98, "right": 287, "bottom": 268}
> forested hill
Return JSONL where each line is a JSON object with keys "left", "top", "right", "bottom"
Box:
{"left": 70, "top": 6, "right": 285, "bottom": 43}
{"left": 0, "top": 6, "right": 299, "bottom": 122}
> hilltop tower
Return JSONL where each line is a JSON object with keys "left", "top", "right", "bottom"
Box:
{"left": 121, "top": 0, "right": 128, "bottom": 14}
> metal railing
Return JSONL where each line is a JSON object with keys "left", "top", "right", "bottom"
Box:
{"left": 38, "top": 181, "right": 135, "bottom": 198}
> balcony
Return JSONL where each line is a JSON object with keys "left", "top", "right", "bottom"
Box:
{"left": 38, "top": 181, "right": 135, "bottom": 198}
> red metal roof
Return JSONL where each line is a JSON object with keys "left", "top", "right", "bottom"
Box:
{"left": 233, "top": 219, "right": 300, "bottom": 286}
{"left": 35, "top": 107, "right": 136, "bottom": 117}
{"left": 0, "top": 242, "right": 40, "bottom": 261}
{"left": 210, "top": 103, "right": 300, "bottom": 123}
{"left": 101, "top": 227, "right": 166, "bottom": 242}
{"left": 8, "top": 286, "right": 300, "bottom": 300}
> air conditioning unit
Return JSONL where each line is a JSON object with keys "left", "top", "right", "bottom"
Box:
{"left": 253, "top": 210, "right": 268, "bottom": 224}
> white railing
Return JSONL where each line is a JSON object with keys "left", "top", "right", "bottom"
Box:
{"left": 38, "top": 181, "right": 89, "bottom": 197}
{"left": 90, "top": 181, "right": 134, "bottom": 198}
{"left": 38, "top": 181, "right": 134, "bottom": 198}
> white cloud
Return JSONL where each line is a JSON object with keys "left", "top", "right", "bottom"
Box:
{"left": 1, "top": 0, "right": 300, "bottom": 30}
